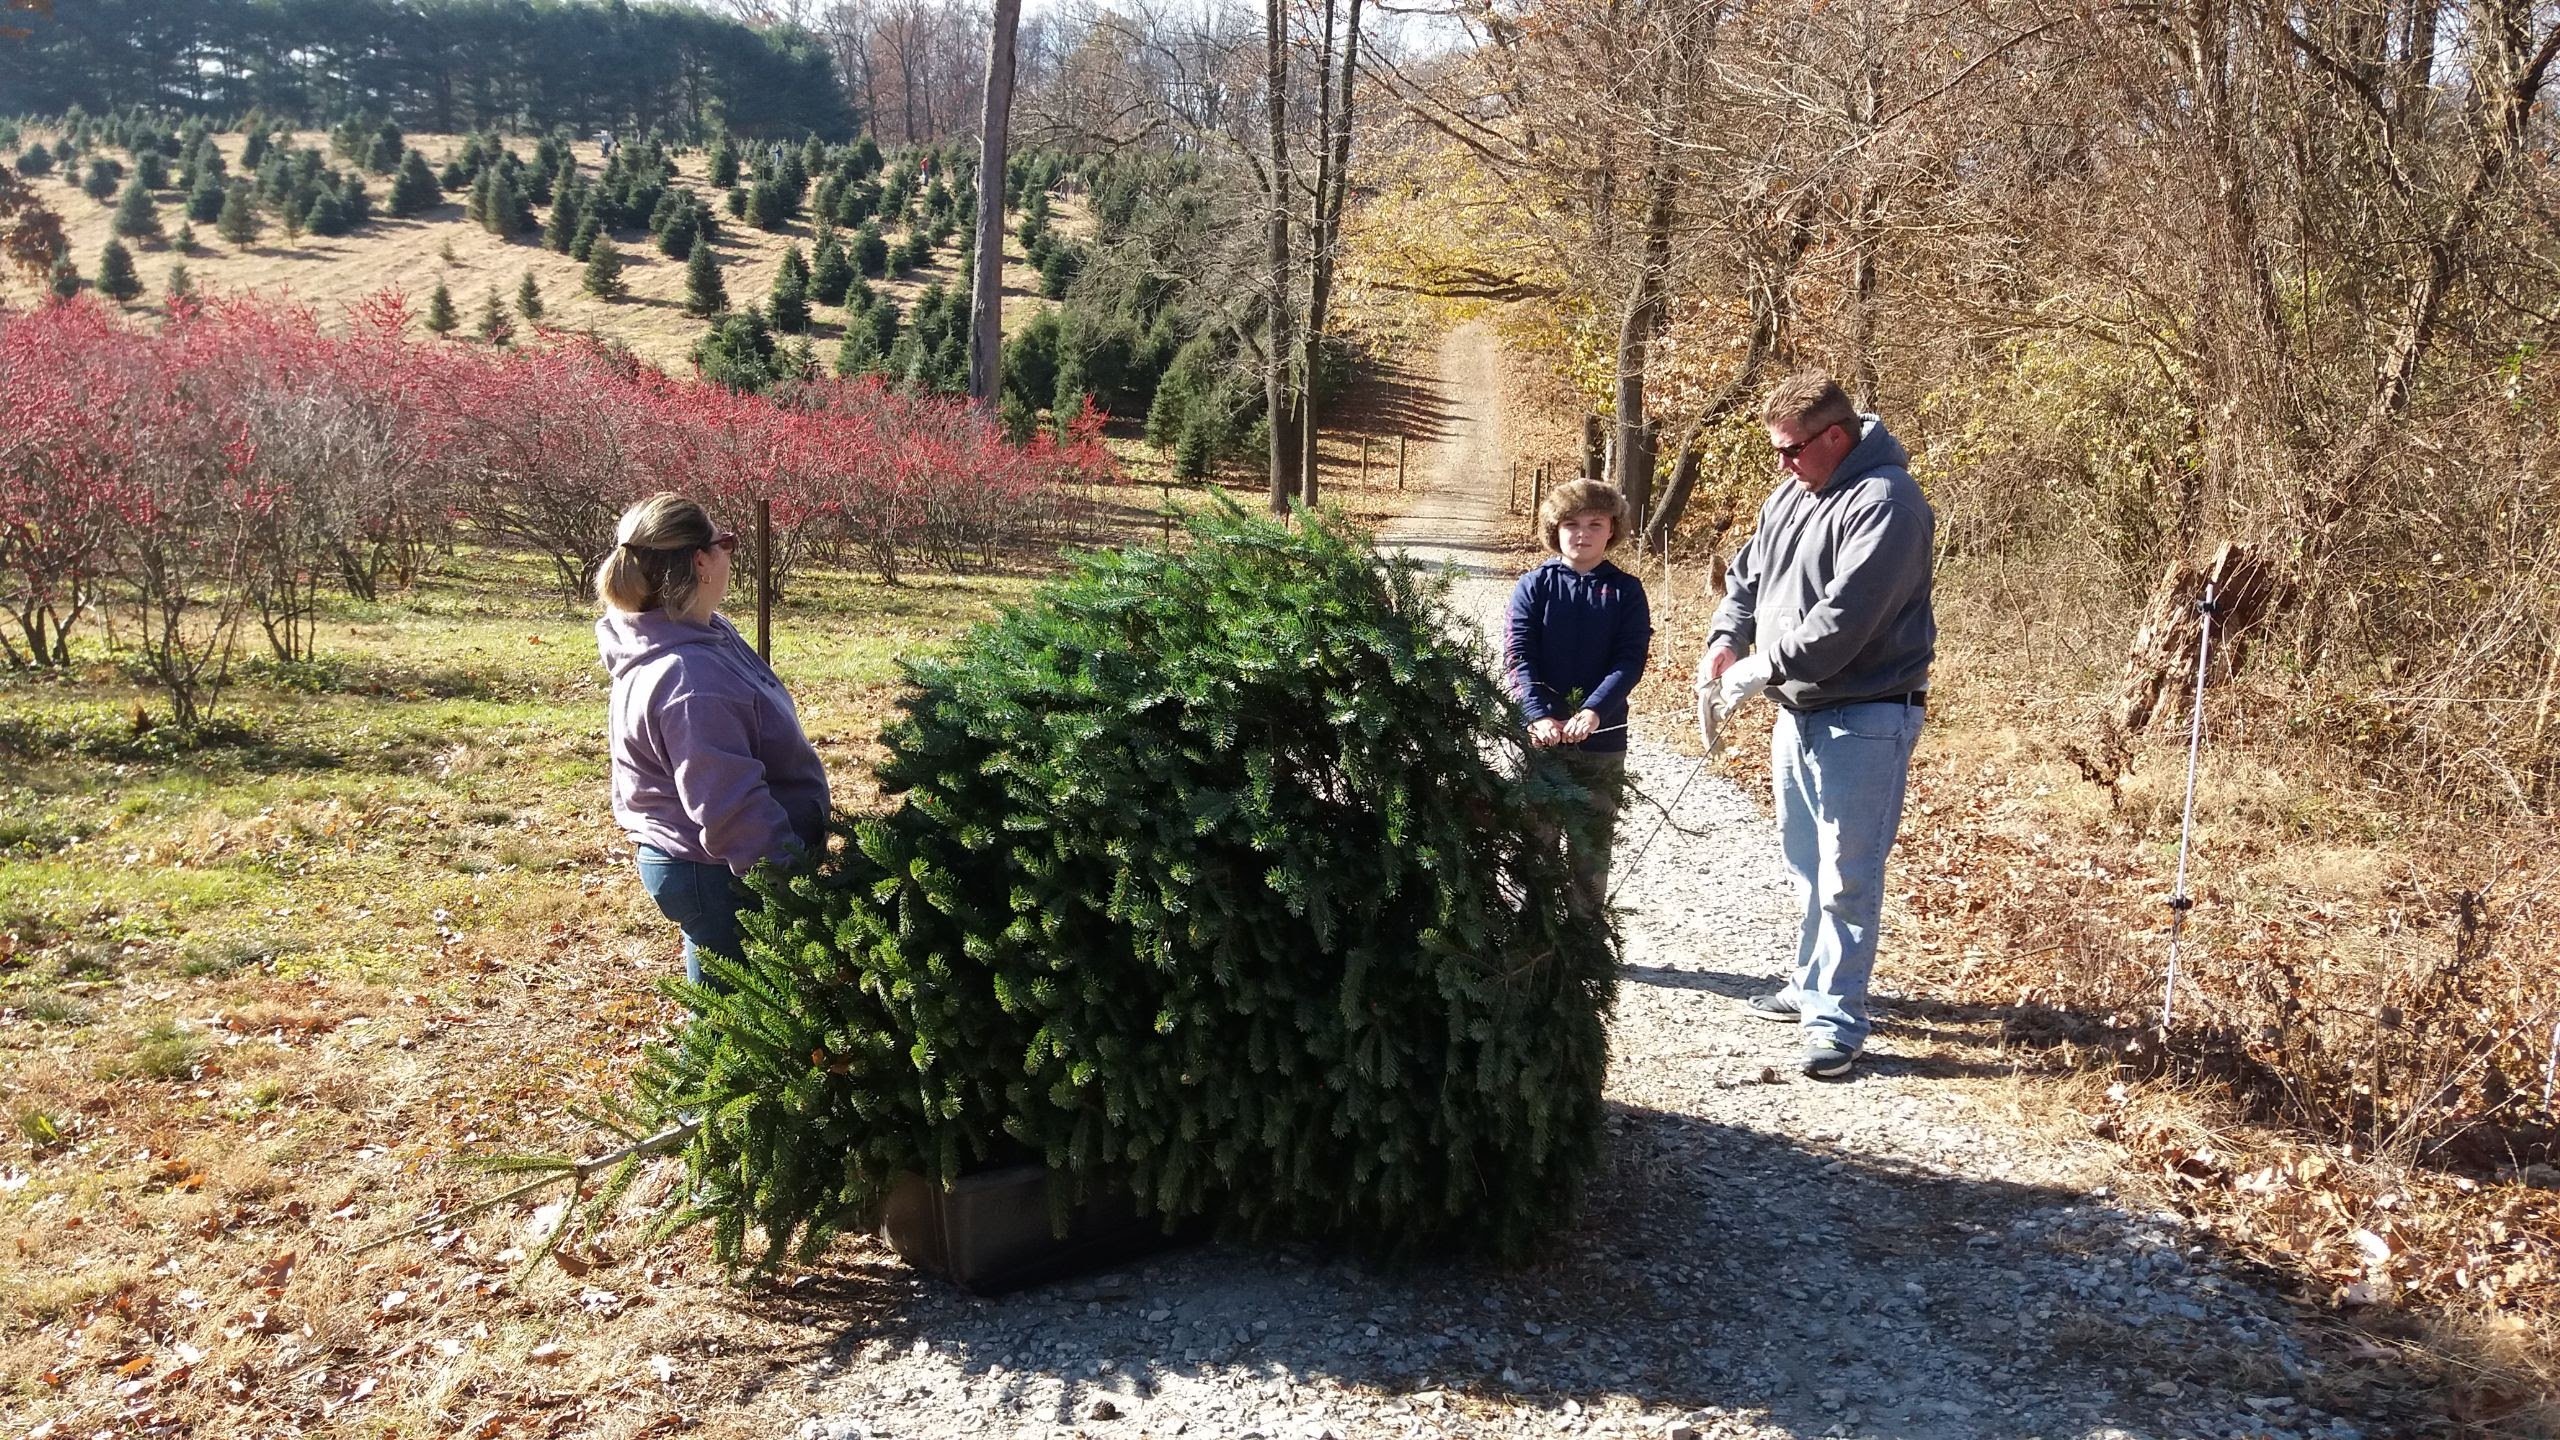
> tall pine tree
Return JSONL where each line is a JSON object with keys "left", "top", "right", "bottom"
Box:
{"left": 544, "top": 183, "right": 583, "bottom": 251}
{"left": 810, "top": 236, "right": 852, "bottom": 306}
{"left": 769, "top": 244, "right": 810, "bottom": 333}
{"left": 684, "top": 242, "right": 727, "bottom": 317}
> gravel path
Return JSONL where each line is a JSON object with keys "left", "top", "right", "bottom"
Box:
{"left": 786, "top": 325, "right": 2373, "bottom": 1440}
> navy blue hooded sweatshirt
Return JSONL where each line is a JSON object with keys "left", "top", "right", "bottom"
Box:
{"left": 1504, "top": 558, "right": 1653, "bottom": 753}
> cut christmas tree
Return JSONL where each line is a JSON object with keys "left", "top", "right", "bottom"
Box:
{"left": 637, "top": 503, "right": 1616, "bottom": 1274}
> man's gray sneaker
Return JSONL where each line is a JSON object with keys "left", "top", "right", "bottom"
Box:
{"left": 1801, "top": 1041, "right": 1856, "bottom": 1080}
{"left": 1744, "top": 991, "right": 1799, "bottom": 1023}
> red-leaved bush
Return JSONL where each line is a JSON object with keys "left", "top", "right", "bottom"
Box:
{"left": 0, "top": 293, "right": 1117, "bottom": 721}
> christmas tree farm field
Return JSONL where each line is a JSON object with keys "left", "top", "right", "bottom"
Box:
{"left": 640, "top": 505, "right": 1616, "bottom": 1271}
{"left": 0, "top": 546, "right": 1042, "bottom": 1439}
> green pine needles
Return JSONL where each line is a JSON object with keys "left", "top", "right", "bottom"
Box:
{"left": 639, "top": 504, "right": 1614, "bottom": 1272}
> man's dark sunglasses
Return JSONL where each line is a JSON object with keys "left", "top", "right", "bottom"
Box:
{"left": 1774, "top": 423, "right": 1839, "bottom": 460}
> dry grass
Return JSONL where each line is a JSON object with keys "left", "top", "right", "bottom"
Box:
{"left": 0, "top": 129, "right": 1067, "bottom": 374}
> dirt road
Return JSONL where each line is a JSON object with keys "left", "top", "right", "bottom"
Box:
{"left": 786, "top": 325, "right": 2385, "bottom": 1440}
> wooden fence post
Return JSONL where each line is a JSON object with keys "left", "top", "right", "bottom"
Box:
{"left": 1509, "top": 461, "right": 1518, "bottom": 513}
{"left": 1397, "top": 435, "right": 1407, "bottom": 490}
{"left": 1532, "top": 464, "right": 1546, "bottom": 518}
{"left": 755, "top": 497, "right": 772, "bottom": 660}
{"left": 1359, "top": 437, "right": 1370, "bottom": 488}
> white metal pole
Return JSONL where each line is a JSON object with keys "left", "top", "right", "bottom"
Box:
{"left": 2163, "top": 582, "right": 2219, "bottom": 1029}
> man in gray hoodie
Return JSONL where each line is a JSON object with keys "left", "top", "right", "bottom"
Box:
{"left": 1698, "top": 373, "right": 1935, "bottom": 1079}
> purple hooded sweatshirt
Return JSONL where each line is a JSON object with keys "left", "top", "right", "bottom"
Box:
{"left": 598, "top": 609, "right": 829, "bottom": 876}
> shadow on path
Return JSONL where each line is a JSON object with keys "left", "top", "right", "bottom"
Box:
{"left": 743, "top": 1105, "right": 2389, "bottom": 1439}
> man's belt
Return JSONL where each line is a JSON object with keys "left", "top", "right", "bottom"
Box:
{"left": 1781, "top": 691, "right": 1928, "bottom": 713}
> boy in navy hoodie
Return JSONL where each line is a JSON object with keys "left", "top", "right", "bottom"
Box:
{"left": 1506, "top": 480, "right": 1653, "bottom": 920}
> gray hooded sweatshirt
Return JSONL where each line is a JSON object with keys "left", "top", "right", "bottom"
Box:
{"left": 1708, "top": 415, "right": 1936, "bottom": 708}
{"left": 598, "top": 609, "right": 829, "bottom": 875}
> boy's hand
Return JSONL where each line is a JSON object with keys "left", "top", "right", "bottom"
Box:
{"left": 1528, "top": 717, "right": 1565, "bottom": 747}
{"left": 1561, "top": 708, "right": 1601, "bottom": 744}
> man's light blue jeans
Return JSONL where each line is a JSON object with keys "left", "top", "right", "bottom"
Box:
{"left": 1771, "top": 700, "right": 1924, "bottom": 1051}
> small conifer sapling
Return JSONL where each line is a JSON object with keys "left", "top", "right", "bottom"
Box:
{"left": 96, "top": 239, "right": 141, "bottom": 301}
{"left": 478, "top": 287, "right": 513, "bottom": 345}
{"left": 583, "top": 237, "right": 625, "bottom": 299}
{"left": 112, "top": 176, "right": 160, "bottom": 240}
{"left": 684, "top": 242, "right": 727, "bottom": 317}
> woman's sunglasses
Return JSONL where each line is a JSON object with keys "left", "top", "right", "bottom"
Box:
{"left": 705, "top": 530, "right": 739, "bottom": 554}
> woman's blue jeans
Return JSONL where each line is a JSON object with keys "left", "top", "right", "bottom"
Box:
{"left": 634, "top": 845, "right": 748, "bottom": 988}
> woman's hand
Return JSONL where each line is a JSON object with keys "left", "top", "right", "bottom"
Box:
{"left": 1528, "top": 716, "right": 1565, "bottom": 748}
{"left": 1561, "top": 708, "right": 1601, "bottom": 744}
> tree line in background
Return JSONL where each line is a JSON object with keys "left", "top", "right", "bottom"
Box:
{"left": 0, "top": 294, "right": 1114, "bottom": 726}
{"left": 0, "top": 0, "right": 851, "bottom": 139}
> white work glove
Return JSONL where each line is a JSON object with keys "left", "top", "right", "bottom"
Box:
{"left": 1695, "top": 684, "right": 1720, "bottom": 756}
{"left": 1715, "top": 653, "right": 1774, "bottom": 715}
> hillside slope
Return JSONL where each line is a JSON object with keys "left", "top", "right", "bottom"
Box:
{"left": 0, "top": 130, "right": 1066, "bottom": 375}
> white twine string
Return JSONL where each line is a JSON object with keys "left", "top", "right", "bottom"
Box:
{"left": 1600, "top": 691, "right": 1716, "bottom": 908}
{"left": 2162, "top": 582, "right": 2219, "bottom": 1030}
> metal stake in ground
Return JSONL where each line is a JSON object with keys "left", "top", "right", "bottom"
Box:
{"left": 2162, "top": 582, "right": 2219, "bottom": 1029}
{"left": 2545, "top": 1016, "right": 2558, "bottom": 1110}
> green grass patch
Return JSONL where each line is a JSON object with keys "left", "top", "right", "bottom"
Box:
{"left": 13, "top": 1105, "right": 69, "bottom": 1151}
{"left": 0, "top": 550, "right": 1025, "bottom": 996}
{"left": 99, "top": 1016, "right": 205, "bottom": 1082}
{"left": 14, "top": 989, "right": 96, "bottom": 1027}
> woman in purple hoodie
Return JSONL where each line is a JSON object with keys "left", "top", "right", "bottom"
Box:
{"left": 594, "top": 493, "right": 830, "bottom": 986}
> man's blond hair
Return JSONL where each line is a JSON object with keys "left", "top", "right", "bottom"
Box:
{"left": 1760, "top": 372, "right": 1859, "bottom": 439}
{"left": 1535, "top": 479, "right": 1630, "bottom": 554}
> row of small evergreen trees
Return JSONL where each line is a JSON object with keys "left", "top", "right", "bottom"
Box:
{"left": 1000, "top": 146, "right": 1354, "bottom": 482}
{"left": 22, "top": 107, "right": 1122, "bottom": 426}
{"left": 22, "top": 106, "right": 380, "bottom": 254}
